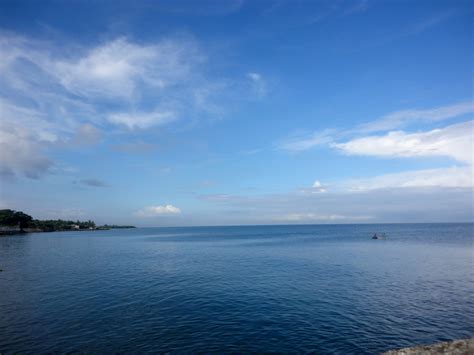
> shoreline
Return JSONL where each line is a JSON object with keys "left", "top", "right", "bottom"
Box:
{"left": 0, "top": 226, "right": 136, "bottom": 236}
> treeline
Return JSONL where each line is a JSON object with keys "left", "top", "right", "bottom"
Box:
{"left": 30, "top": 219, "right": 96, "bottom": 232}
{"left": 0, "top": 209, "right": 134, "bottom": 233}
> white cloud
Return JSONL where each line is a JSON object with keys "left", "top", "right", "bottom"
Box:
{"left": 0, "top": 33, "right": 241, "bottom": 178}
{"left": 311, "top": 180, "right": 327, "bottom": 193}
{"left": 344, "top": 166, "right": 474, "bottom": 191}
{"left": 135, "top": 205, "right": 182, "bottom": 217}
{"left": 56, "top": 39, "right": 152, "bottom": 99}
{"left": 0, "top": 33, "right": 262, "bottom": 160}
{"left": 107, "top": 110, "right": 176, "bottom": 130}
{"left": 333, "top": 121, "right": 473, "bottom": 164}
{"left": 269, "top": 102, "right": 474, "bottom": 224}
{"left": 278, "top": 101, "right": 473, "bottom": 153}
{"left": 0, "top": 32, "right": 259, "bottom": 131}
{"left": 359, "top": 101, "right": 473, "bottom": 133}
{"left": 247, "top": 72, "right": 261, "bottom": 81}
{"left": 54, "top": 37, "right": 202, "bottom": 100}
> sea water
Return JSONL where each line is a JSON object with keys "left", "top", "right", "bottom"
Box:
{"left": 0, "top": 223, "right": 473, "bottom": 353}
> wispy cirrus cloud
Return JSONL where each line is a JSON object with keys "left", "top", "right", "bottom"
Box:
{"left": 357, "top": 101, "right": 473, "bottom": 133}
{"left": 0, "top": 33, "right": 258, "bottom": 179}
{"left": 407, "top": 11, "right": 457, "bottom": 36}
{"left": 0, "top": 34, "right": 204, "bottom": 178}
{"left": 55, "top": 39, "right": 164, "bottom": 99}
{"left": 1, "top": 34, "right": 208, "bottom": 124}
{"left": 277, "top": 129, "right": 336, "bottom": 152}
{"left": 341, "top": 0, "right": 370, "bottom": 16}
{"left": 48, "top": 37, "right": 204, "bottom": 101}
{"left": 260, "top": 0, "right": 371, "bottom": 27}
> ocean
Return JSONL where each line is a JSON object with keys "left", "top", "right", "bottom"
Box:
{"left": 0, "top": 223, "right": 472, "bottom": 353}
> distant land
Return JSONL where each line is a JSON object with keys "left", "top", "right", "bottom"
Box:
{"left": 0, "top": 209, "right": 135, "bottom": 235}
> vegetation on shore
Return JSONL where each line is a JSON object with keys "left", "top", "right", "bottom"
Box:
{"left": 0, "top": 209, "right": 135, "bottom": 233}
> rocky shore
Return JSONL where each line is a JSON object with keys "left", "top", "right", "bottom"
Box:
{"left": 383, "top": 338, "right": 473, "bottom": 354}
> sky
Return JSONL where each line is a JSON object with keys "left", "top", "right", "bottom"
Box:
{"left": 0, "top": 0, "right": 472, "bottom": 226}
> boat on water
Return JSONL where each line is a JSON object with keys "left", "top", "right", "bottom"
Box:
{"left": 372, "top": 233, "right": 386, "bottom": 240}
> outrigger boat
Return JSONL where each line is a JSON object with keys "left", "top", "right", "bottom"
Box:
{"left": 372, "top": 233, "right": 386, "bottom": 240}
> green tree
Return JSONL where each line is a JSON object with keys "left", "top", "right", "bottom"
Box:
{"left": 0, "top": 209, "right": 33, "bottom": 229}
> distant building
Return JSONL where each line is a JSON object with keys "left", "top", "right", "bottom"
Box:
{"left": 72, "top": 224, "right": 80, "bottom": 230}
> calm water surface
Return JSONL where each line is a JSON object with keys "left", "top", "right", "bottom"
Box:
{"left": 0, "top": 224, "right": 473, "bottom": 354}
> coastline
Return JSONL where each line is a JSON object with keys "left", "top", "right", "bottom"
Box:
{"left": 0, "top": 226, "right": 136, "bottom": 236}
{"left": 1, "top": 209, "right": 136, "bottom": 236}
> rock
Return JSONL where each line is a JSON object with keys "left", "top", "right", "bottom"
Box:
{"left": 383, "top": 338, "right": 474, "bottom": 355}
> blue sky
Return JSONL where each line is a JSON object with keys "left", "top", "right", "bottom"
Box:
{"left": 0, "top": 0, "right": 472, "bottom": 226}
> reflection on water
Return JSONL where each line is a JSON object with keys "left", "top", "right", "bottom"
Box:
{"left": 0, "top": 223, "right": 473, "bottom": 353}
